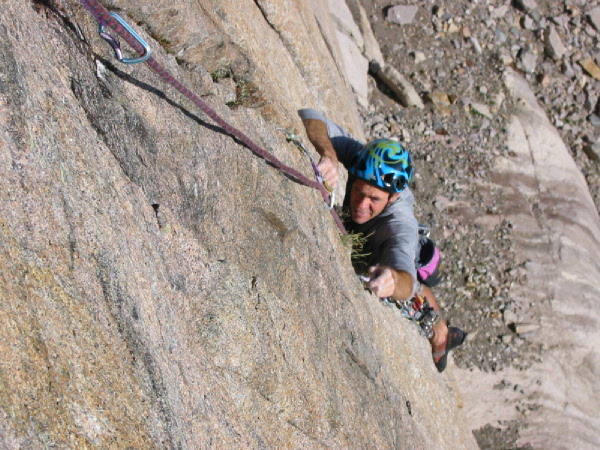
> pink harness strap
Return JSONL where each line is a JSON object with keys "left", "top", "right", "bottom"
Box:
{"left": 417, "top": 247, "right": 441, "bottom": 280}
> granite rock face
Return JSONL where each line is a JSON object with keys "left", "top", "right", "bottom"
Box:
{"left": 0, "top": 0, "right": 476, "bottom": 447}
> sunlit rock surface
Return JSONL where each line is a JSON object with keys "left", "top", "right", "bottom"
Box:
{"left": 0, "top": 0, "right": 477, "bottom": 447}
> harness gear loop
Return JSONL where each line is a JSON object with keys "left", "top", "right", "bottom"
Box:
{"left": 418, "top": 223, "right": 431, "bottom": 238}
{"left": 98, "top": 13, "right": 152, "bottom": 64}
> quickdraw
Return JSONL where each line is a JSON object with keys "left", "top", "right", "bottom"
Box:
{"left": 386, "top": 294, "right": 439, "bottom": 339}
{"left": 78, "top": 0, "right": 346, "bottom": 233}
{"left": 98, "top": 13, "right": 151, "bottom": 64}
{"left": 284, "top": 129, "right": 335, "bottom": 210}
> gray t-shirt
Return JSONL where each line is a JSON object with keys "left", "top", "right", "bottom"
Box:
{"left": 298, "top": 109, "right": 419, "bottom": 287}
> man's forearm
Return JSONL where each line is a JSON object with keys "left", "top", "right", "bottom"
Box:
{"left": 301, "top": 118, "right": 338, "bottom": 161}
{"left": 391, "top": 270, "right": 414, "bottom": 301}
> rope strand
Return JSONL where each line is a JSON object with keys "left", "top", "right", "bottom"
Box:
{"left": 79, "top": 0, "right": 346, "bottom": 233}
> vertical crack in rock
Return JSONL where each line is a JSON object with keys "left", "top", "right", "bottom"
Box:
{"left": 59, "top": 191, "right": 78, "bottom": 271}
{"left": 32, "top": 0, "right": 87, "bottom": 45}
{"left": 151, "top": 203, "right": 163, "bottom": 229}
{"left": 313, "top": 15, "right": 346, "bottom": 84}
{"left": 344, "top": 348, "right": 376, "bottom": 383}
{"left": 68, "top": 72, "right": 158, "bottom": 192}
{"left": 252, "top": 1, "right": 283, "bottom": 42}
{"left": 252, "top": 0, "right": 308, "bottom": 79}
{"left": 285, "top": 419, "right": 329, "bottom": 446}
{"left": 517, "top": 116, "right": 560, "bottom": 275}
{"left": 69, "top": 77, "right": 136, "bottom": 185}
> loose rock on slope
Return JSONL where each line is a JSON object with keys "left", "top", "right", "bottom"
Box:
{"left": 360, "top": 1, "right": 600, "bottom": 448}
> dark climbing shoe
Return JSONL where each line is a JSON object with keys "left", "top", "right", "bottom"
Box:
{"left": 433, "top": 327, "right": 467, "bottom": 373}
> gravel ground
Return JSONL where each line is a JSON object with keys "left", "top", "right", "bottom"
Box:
{"left": 358, "top": 0, "right": 598, "bottom": 447}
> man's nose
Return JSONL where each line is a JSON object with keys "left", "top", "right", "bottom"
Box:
{"left": 358, "top": 197, "right": 371, "bottom": 209}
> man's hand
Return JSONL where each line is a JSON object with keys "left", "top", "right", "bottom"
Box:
{"left": 302, "top": 118, "right": 339, "bottom": 190}
{"left": 317, "top": 156, "right": 339, "bottom": 191}
{"left": 366, "top": 265, "right": 414, "bottom": 300}
{"left": 367, "top": 265, "right": 396, "bottom": 298}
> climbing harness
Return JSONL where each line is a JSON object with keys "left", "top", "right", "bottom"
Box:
{"left": 359, "top": 275, "right": 440, "bottom": 339}
{"left": 78, "top": 0, "right": 345, "bottom": 233}
{"left": 399, "top": 294, "right": 439, "bottom": 339}
{"left": 355, "top": 224, "right": 442, "bottom": 336}
{"left": 416, "top": 224, "right": 443, "bottom": 287}
{"left": 284, "top": 129, "right": 335, "bottom": 209}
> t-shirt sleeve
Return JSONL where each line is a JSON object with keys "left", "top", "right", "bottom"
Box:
{"left": 298, "top": 108, "right": 364, "bottom": 168}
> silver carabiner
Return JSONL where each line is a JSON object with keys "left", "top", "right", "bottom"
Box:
{"left": 98, "top": 12, "right": 152, "bottom": 64}
{"left": 326, "top": 191, "right": 335, "bottom": 210}
{"left": 284, "top": 129, "right": 336, "bottom": 209}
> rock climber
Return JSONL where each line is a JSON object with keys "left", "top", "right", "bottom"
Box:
{"left": 299, "top": 108, "right": 465, "bottom": 372}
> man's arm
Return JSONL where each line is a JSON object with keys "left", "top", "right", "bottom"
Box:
{"left": 302, "top": 118, "right": 338, "bottom": 161}
{"left": 367, "top": 265, "right": 414, "bottom": 301}
{"left": 301, "top": 118, "right": 339, "bottom": 189}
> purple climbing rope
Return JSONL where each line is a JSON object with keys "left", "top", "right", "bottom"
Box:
{"left": 78, "top": 0, "right": 346, "bottom": 233}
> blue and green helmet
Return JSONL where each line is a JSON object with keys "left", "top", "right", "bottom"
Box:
{"left": 348, "top": 139, "right": 413, "bottom": 193}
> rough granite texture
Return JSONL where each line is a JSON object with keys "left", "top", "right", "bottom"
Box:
{"left": 0, "top": 0, "right": 477, "bottom": 447}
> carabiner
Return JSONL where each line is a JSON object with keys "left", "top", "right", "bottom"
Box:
{"left": 418, "top": 224, "right": 431, "bottom": 238}
{"left": 326, "top": 191, "right": 335, "bottom": 210}
{"left": 284, "top": 129, "right": 336, "bottom": 209}
{"left": 98, "top": 13, "right": 152, "bottom": 64}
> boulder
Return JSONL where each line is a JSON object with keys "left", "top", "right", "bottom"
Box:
{"left": 513, "top": 0, "right": 538, "bottom": 13}
{"left": 587, "top": 6, "right": 600, "bottom": 32}
{"left": 334, "top": 29, "right": 370, "bottom": 108}
{"left": 544, "top": 26, "right": 567, "bottom": 60}
{"left": 369, "top": 61, "right": 425, "bottom": 108}
{"left": 470, "top": 102, "right": 494, "bottom": 120}
{"left": 513, "top": 323, "right": 541, "bottom": 337}
{"left": 386, "top": 5, "right": 419, "bottom": 25}
{"left": 347, "top": 0, "right": 385, "bottom": 67}
{"left": 518, "top": 49, "right": 538, "bottom": 73}
{"left": 580, "top": 58, "right": 600, "bottom": 80}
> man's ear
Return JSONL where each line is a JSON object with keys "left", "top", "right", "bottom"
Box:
{"left": 388, "top": 192, "right": 401, "bottom": 204}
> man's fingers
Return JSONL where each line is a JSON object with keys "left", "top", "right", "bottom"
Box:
{"left": 317, "top": 157, "right": 339, "bottom": 189}
{"left": 367, "top": 266, "right": 395, "bottom": 298}
{"left": 367, "top": 276, "right": 384, "bottom": 294}
{"left": 368, "top": 279, "right": 390, "bottom": 298}
{"left": 322, "top": 168, "right": 338, "bottom": 189}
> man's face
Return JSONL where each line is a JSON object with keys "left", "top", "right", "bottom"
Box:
{"left": 349, "top": 179, "right": 396, "bottom": 224}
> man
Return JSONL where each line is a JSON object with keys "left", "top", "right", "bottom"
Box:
{"left": 299, "top": 108, "right": 465, "bottom": 372}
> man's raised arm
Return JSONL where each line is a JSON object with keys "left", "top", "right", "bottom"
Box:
{"left": 300, "top": 117, "right": 339, "bottom": 189}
